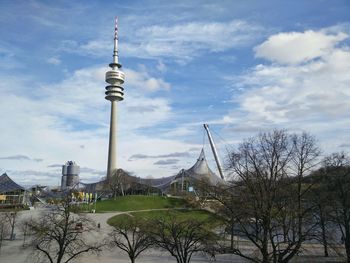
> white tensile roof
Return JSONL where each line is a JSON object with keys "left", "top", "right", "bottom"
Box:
{"left": 175, "top": 149, "right": 223, "bottom": 185}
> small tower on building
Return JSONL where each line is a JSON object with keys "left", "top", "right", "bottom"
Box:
{"left": 105, "top": 17, "right": 125, "bottom": 179}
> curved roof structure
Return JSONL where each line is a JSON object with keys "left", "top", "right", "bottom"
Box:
{"left": 174, "top": 149, "right": 223, "bottom": 185}
{"left": 80, "top": 149, "right": 223, "bottom": 194}
{"left": 0, "top": 173, "right": 25, "bottom": 193}
{"left": 139, "top": 175, "right": 176, "bottom": 191}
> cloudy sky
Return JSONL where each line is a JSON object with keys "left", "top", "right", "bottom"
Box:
{"left": 1, "top": 0, "right": 350, "bottom": 186}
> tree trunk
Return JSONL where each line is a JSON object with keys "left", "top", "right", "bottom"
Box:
{"left": 262, "top": 234, "right": 269, "bottom": 263}
{"left": 343, "top": 207, "right": 350, "bottom": 263}
{"left": 346, "top": 244, "right": 350, "bottom": 263}
{"left": 230, "top": 219, "right": 234, "bottom": 250}
{"left": 0, "top": 225, "right": 4, "bottom": 252}
{"left": 297, "top": 171, "right": 303, "bottom": 244}
{"left": 121, "top": 184, "right": 125, "bottom": 196}
{"left": 345, "top": 230, "right": 350, "bottom": 263}
{"left": 10, "top": 213, "right": 16, "bottom": 240}
{"left": 319, "top": 212, "right": 329, "bottom": 257}
{"left": 22, "top": 223, "right": 27, "bottom": 247}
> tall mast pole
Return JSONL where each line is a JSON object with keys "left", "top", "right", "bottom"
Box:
{"left": 203, "top": 124, "right": 225, "bottom": 180}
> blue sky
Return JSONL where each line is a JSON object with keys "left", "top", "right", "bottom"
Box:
{"left": 1, "top": 0, "right": 350, "bottom": 186}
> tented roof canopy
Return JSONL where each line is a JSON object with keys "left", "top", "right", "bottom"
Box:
{"left": 174, "top": 149, "right": 223, "bottom": 185}
{"left": 0, "top": 173, "right": 25, "bottom": 193}
{"left": 80, "top": 149, "right": 223, "bottom": 193}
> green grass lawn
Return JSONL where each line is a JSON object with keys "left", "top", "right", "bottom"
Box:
{"left": 107, "top": 209, "right": 220, "bottom": 227}
{"left": 95, "top": 195, "right": 188, "bottom": 212}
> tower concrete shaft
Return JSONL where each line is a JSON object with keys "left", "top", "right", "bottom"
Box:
{"left": 107, "top": 101, "right": 118, "bottom": 177}
{"left": 105, "top": 17, "right": 125, "bottom": 178}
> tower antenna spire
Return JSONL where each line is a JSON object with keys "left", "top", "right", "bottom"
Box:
{"left": 113, "top": 16, "right": 119, "bottom": 64}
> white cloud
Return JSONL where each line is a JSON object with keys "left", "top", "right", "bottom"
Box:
{"left": 238, "top": 49, "right": 350, "bottom": 121}
{"left": 64, "top": 19, "right": 264, "bottom": 61}
{"left": 80, "top": 40, "right": 109, "bottom": 57}
{"left": 124, "top": 20, "right": 263, "bottom": 60}
{"left": 254, "top": 30, "right": 348, "bottom": 65}
{"left": 47, "top": 56, "right": 61, "bottom": 65}
{"left": 219, "top": 27, "right": 350, "bottom": 154}
{"left": 161, "top": 126, "right": 196, "bottom": 137}
{"left": 125, "top": 68, "right": 170, "bottom": 92}
{"left": 156, "top": 60, "right": 167, "bottom": 73}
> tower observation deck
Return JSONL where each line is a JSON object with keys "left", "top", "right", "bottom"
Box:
{"left": 105, "top": 17, "right": 125, "bottom": 101}
{"left": 105, "top": 17, "right": 125, "bottom": 178}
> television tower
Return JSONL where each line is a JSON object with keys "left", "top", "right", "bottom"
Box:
{"left": 105, "top": 17, "right": 125, "bottom": 179}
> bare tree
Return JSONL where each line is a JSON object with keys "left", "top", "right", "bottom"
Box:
{"left": 106, "top": 169, "right": 130, "bottom": 199}
{"left": 20, "top": 218, "right": 31, "bottom": 247}
{"left": 25, "top": 198, "right": 102, "bottom": 263}
{"left": 0, "top": 213, "right": 10, "bottom": 253}
{"left": 226, "top": 130, "right": 292, "bottom": 263}
{"left": 110, "top": 216, "right": 152, "bottom": 263}
{"left": 307, "top": 174, "right": 333, "bottom": 257}
{"left": 322, "top": 152, "right": 350, "bottom": 262}
{"left": 276, "top": 132, "right": 321, "bottom": 261}
{"left": 150, "top": 213, "right": 217, "bottom": 263}
{"left": 208, "top": 130, "right": 320, "bottom": 263}
{"left": 4, "top": 210, "right": 18, "bottom": 240}
{"left": 195, "top": 180, "right": 237, "bottom": 250}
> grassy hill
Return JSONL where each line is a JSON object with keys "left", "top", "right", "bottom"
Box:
{"left": 107, "top": 209, "right": 219, "bottom": 227}
{"left": 95, "top": 195, "right": 187, "bottom": 212}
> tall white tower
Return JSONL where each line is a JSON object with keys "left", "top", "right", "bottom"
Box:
{"left": 105, "top": 17, "right": 125, "bottom": 179}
